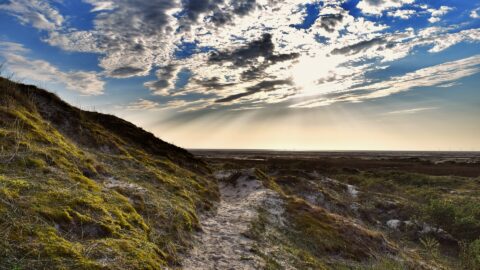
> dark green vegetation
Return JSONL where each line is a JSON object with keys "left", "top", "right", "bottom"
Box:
{"left": 203, "top": 151, "right": 480, "bottom": 269}
{"left": 333, "top": 170, "right": 480, "bottom": 268}
{"left": 0, "top": 77, "right": 219, "bottom": 269}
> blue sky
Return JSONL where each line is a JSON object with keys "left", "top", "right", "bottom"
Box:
{"left": 1, "top": 0, "right": 479, "bottom": 150}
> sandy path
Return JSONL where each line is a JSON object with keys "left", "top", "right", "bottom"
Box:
{"left": 181, "top": 170, "right": 275, "bottom": 270}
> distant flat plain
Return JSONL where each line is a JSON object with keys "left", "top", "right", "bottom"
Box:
{"left": 191, "top": 150, "right": 480, "bottom": 177}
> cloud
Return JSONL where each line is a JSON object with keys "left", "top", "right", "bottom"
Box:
{"left": 144, "top": 65, "right": 180, "bottom": 95}
{"left": 386, "top": 107, "right": 437, "bottom": 115}
{"left": 208, "top": 33, "right": 299, "bottom": 67}
{"left": 353, "top": 55, "right": 480, "bottom": 98}
{"left": 356, "top": 0, "right": 415, "bottom": 15}
{"left": 83, "top": 0, "right": 116, "bottom": 12}
{"left": 46, "top": 0, "right": 181, "bottom": 78}
{"left": 0, "top": 0, "right": 382, "bottom": 109}
{"left": 43, "top": 0, "right": 265, "bottom": 81}
{"left": 426, "top": 28, "right": 480, "bottom": 53}
{"left": 427, "top": 6, "right": 453, "bottom": 23}
{"left": 291, "top": 55, "right": 480, "bottom": 108}
{"left": 318, "top": 14, "right": 344, "bottom": 33}
{"left": 471, "top": 8, "right": 480, "bottom": 19}
{"left": 386, "top": 9, "right": 416, "bottom": 19}
{"left": 111, "top": 67, "right": 148, "bottom": 78}
{"left": 181, "top": 0, "right": 222, "bottom": 22}
{"left": 180, "top": 0, "right": 257, "bottom": 27}
{"left": 0, "top": 41, "right": 104, "bottom": 95}
{"left": 2, "top": 0, "right": 478, "bottom": 112}
{"left": 436, "top": 82, "right": 460, "bottom": 88}
{"left": 207, "top": 33, "right": 299, "bottom": 83}
{"left": 331, "top": 37, "right": 389, "bottom": 55}
{"left": 215, "top": 79, "right": 294, "bottom": 103}
{"left": 161, "top": 99, "right": 212, "bottom": 112}
{"left": 126, "top": 99, "right": 160, "bottom": 110}
{"left": 0, "top": 0, "right": 64, "bottom": 31}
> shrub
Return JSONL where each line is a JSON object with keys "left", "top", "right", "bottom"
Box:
{"left": 460, "top": 239, "right": 480, "bottom": 270}
{"left": 420, "top": 236, "right": 440, "bottom": 258}
{"left": 422, "top": 198, "right": 480, "bottom": 241}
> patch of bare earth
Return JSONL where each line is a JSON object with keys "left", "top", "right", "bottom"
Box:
{"left": 180, "top": 169, "right": 281, "bottom": 270}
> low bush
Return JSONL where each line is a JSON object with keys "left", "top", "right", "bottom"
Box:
{"left": 422, "top": 198, "right": 480, "bottom": 241}
{"left": 460, "top": 239, "right": 480, "bottom": 269}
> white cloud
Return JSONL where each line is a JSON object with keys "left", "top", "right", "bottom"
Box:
{"left": 83, "top": 0, "right": 116, "bottom": 12}
{"left": 427, "top": 6, "right": 453, "bottom": 23}
{"left": 0, "top": 41, "right": 104, "bottom": 95}
{"left": 0, "top": 0, "right": 64, "bottom": 31}
{"left": 291, "top": 55, "right": 480, "bottom": 108}
{"left": 471, "top": 8, "right": 480, "bottom": 19}
{"left": 356, "top": 0, "right": 415, "bottom": 15}
{"left": 427, "top": 28, "right": 480, "bottom": 53}
{"left": 354, "top": 55, "right": 480, "bottom": 97}
{"left": 437, "top": 82, "right": 460, "bottom": 88}
{"left": 386, "top": 107, "right": 437, "bottom": 115}
{"left": 126, "top": 99, "right": 160, "bottom": 110}
{"left": 45, "top": 0, "right": 181, "bottom": 78}
{"left": 387, "top": 9, "right": 416, "bottom": 19}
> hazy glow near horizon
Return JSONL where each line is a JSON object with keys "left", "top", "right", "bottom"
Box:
{"left": 0, "top": 0, "right": 479, "bottom": 150}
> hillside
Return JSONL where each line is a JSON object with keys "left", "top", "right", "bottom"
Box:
{"left": 2, "top": 76, "right": 478, "bottom": 270}
{"left": 0, "top": 77, "right": 219, "bottom": 269}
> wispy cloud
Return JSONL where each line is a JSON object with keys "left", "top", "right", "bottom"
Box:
{"left": 356, "top": 0, "right": 414, "bottom": 15}
{"left": 437, "top": 82, "right": 461, "bottom": 88}
{"left": 291, "top": 55, "right": 480, "bottom": 108}
{"left": 0, "top": 0, "right": 64, "bottom": 31}
{"left": 125, "top": 99, "right": 161, "bottom": 111}
{"left": 386, "top": 107, "right": 437, "bottom": 115}
{"left": 0, "top": 41, "right": 104, "bottom": 95}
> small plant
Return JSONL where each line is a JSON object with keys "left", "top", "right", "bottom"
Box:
{"left": 0, "top": 118, "right": 26, "bottom": 164}
{"left": 420, "top": 236, "right": 440, "bottom": 258}
{"left": 422, "top": 198, "right": 480, "bottom": 241}
{"left": 460, "top": 239, "right": 480, "bottom": 270}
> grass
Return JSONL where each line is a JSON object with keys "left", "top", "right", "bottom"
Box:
{"left": 246, "top": 169, "right": 405, "bottom": 269}
{"left": 0, "top": 77, "right": 219, "bottom": 269}
{"left": 210, "top": 155, "right": 479, "bottom": 269}
{"left": 329, "top": 169, "right": 480, "bottom": 269}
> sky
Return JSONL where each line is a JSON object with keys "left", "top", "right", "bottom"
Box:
{"left": 0, "top": 0, "right": 479, "bottom": 151}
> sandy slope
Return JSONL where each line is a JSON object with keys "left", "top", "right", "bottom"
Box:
{"left": 181, "top": 170, "right": 280, "bottom": 270}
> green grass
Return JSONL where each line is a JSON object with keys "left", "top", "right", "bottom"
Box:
{"left": 0, "top": 77, "right": 219, "bottom": 269}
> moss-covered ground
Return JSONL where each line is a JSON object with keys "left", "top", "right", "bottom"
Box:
{"left": 0, "top": 77, "right": 219, "bottom": 269}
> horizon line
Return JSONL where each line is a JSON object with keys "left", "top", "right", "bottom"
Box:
{"left": 187, "top": 148, "right": 480, "bottom": 153}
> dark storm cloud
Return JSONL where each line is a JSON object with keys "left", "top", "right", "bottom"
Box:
{"left": 192, "top": 35, "right": 300, "bottom": 97}
{"left": 209, "top": 33, "right": 274, "bottom": 65}
{"left": 241, "top": 66, "right": 264, "bottom": 80}
{"left": 208, "top": 11, "right": 233, "bottom": 26}
{"left": 233, "top": 0, "right": 257, "bottom": 16}
{"left": 111, "top": 66, "right": 146, "bottom": 77}
{"left": 215, "top": 79, "right": 293, "bottom": 103}
{"left": 144, "top": 64, "right": 178, "bottom": 92}
{"left": 181, "top": 0, "right": 257, "bottom": 27}
{"left": 318, "top": 14, "right": 344, "bottom": 33}
{"left": 94, "top": 0, "right": 177, "bottom": 37}
{"left": 209, "top": 33, "right": 299, "bottom": 67}
{"left": 182, "top": 0, "right": 224, "bottom": 22}
{"left": 194, "top": 77, "right": 237, "bottom": 90}
{"left": 331, "top": 37, "right": 387, "bottom": 55}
